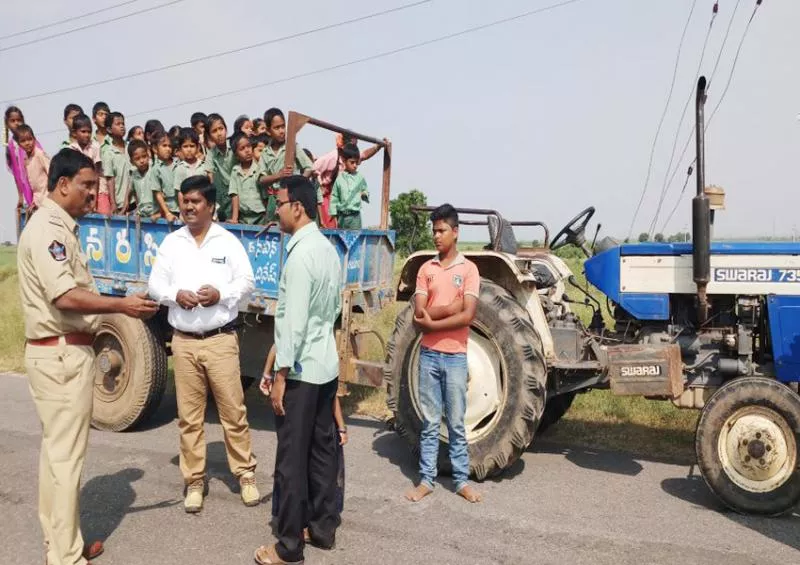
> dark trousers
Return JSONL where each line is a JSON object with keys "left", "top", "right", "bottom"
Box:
{"left": 275, "top": 378, "right": 339, "bottom": 561}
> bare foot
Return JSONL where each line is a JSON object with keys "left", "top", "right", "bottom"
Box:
{"left": 457, "top": 485, "right": 483, "bottom": 503}
{"left": 404, "top": 484, "right": 433, "bottom": 502}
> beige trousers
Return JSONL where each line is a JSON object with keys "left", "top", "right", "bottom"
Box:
{"left": 172, "top": 331, "right": 256, "bottom": 484}
{"left": 26, "top": 341, "right": 95, "bottom": 565}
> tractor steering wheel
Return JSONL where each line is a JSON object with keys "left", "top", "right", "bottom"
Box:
{"left": 550, "top": 206, "right": 596, "bottom": 251}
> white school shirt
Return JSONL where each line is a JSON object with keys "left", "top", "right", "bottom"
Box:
{"left": 147, "top": 222, "right": 254, "bottom": 333}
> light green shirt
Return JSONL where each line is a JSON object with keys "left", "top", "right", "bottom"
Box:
{"left": 229, "top": 163, "right": 265, "bottom": 219}
{"left": 330, "top": 171, "right": 369, "bottom": 216}
{"left": 203, "top": 144, "right": 236, "bottom": 190}
{"left": 274, "top": 222, "right": 342, "bottom": 384}
{"left": 256, "top": 142, "right": 313, "bottom": 191}
{"left": 151, "top": 158, "right": 179, "bottom": 212}
{"left": 101, "top": 141, "right": 131, "bottom": 206}
{"left": 173, "top": 159, "right": 206, "bottom": 195}
{"left": 131, "top": 166, "right": 155, "bottom": 216}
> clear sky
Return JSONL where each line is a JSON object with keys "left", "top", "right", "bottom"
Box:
{"left": 1, "top": 0, "right": 797, "bottom": 244}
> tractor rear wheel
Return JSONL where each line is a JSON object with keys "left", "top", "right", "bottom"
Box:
{"left": 385, "top": 280, "right": 547, "bottom": 480}
{"left": 91, "top": 314, "right": 168, "bottom": 432}
{"left": 696, "top": 376, "right": 800, "bottom": 515}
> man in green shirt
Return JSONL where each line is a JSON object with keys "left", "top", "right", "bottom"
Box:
{"left": 255, "top": 175, "right": 341, "bottom": 565}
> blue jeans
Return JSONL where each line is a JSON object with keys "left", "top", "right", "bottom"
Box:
{"left": 418, "top": 347, "right": 469, "bottom": 492}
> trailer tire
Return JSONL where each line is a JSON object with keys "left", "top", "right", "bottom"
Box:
{"left": 91, "top": 314, "right": 168, "bottom": 432}
{"left": 385, "top": 279, "right": 547, "bottom": 480}
{"left": 696, "top": 376, "right": 800, "bottom": 516}
{"left": 538, "top": 391, "right": 577, "bottom": 433}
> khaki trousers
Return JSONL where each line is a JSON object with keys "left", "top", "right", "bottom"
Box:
{"left": 25, "top": 341, "right": 95, "bottom": 565}
{"left": 172, "top": 331, "right": 256, "bottom": 484}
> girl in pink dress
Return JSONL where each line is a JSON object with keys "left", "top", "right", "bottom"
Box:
{"left": 4, "top": 106, "right": 41, "bottom": 212}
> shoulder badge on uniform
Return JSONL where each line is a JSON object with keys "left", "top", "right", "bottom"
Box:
{"left": 452, "top": 274, "right": 463, "bottom": 288}
{"left": 48, "top": 240, "right": 67, "bottom": 262}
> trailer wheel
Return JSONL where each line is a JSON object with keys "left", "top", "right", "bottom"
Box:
{"left": 385, "top": 279, "right": 547, "bottom": 480}
{"left": 538, "top": 392, "right": 577, "bottom": 433}
{"left": 91, "top": 314, "right": 168, "bottom": 432}
{"left": 696, "top": 376, "right": 800, "bottom": 516}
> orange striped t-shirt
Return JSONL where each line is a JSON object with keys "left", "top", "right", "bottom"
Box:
{"left": 415, "top": 254, "right": 480, "bottom": 354}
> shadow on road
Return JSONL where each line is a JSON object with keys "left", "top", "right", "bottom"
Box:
{"left": 532, "top": 441, "right": 644, "bottom": 477}
{"left": 169, "top": 441, "right": 241, "bottom": 494}
{"left": 80, "top": 468, "right": 180, "bottom": 543}
{"left": 661, "top": 472, "right": 800, "bottom": 552}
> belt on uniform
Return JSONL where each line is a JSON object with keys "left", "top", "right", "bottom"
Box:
{"left": 338, "top": 210, "right": 359, "bottom": 216}
{"left": 176, "top": 321, "right": 240, "bottom": 340}
{"left": 27, "top": 332, "right": 95, "bottom": 347}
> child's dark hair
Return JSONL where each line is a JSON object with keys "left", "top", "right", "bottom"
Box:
{"left": 252, "top": 118, "right": 265, "bottom": 131}
{"left": 5, "top": 105, "right": 24, "bottom": 124}
{"left": 107, "top": 111, "right": 125, "bottom": 129}
{"left": 430, "top": 203, "right": 459, "bottom": 229}
{"left": 205, "top": 113, "right": 226, "bottom": 134}
{"left": 263, "top": 108, "right": 284, "bottom": 128}
{"left": 71, "top": 114, "right": 92, "bottom": 132}
{"left": 126, "top": 126, "right": 143, "bottom": 142}
{"left": 127, "top": 139, "right": 149, "bottom": 159}
{"left": 280, "top": 175, "right": 317, "bottom": 220}
{"left": 303, "top": 147, "right": 315, "bottom": 162}
{"left": 190, "top": 112, "right": 207, "bottom": 128}
{"left": 12, "top": 123, "right": 34, "bottom": 142}
{"left": 251, "top": 134, "right": 269, "bottom": 147}
{"left": 92, "top": 101, "right": 110, "bottom": 117}
{"left": 177, "top": 127, "right": 199, "bottom": 147}
{"left": 144, "top": 119, "right": 165, "bottom": 140}
{"left": 233, "top": 115, "right": 250, "bottom": 134}
{"left": 229, "top": 132, "right": 249, "bottom": 157}
{"left": 180, "top": 174, "right": 216, "bottom": 205}
{"left": 63, "top": 103, "right": 83, "bottom": 120}
{"left": 151, "top": 129, "right": 170, "bottom": 147}
{"left": 340, "top": 144, "right": 359, "bottom": 162}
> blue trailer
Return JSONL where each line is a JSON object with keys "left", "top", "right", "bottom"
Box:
{"left": 29, "top": 113, "right": 397, "bottom": 432}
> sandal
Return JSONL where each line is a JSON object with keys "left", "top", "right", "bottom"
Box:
{"left": 253, "top": 544, "right": 304, "bottom": 565}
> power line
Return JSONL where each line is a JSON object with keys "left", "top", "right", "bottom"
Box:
{"left": 0, "top": 0, "right": 187, "bottom": 53}
{"left": 3, "top": 0, "right": 431, "bottom": 104}
{"left": 0, "top": 0, "right": 142, "bottom": 41}
{"left": 35, "top": 0, "right": 590, "bottom": 135}
{"left": 659, "top": 164, "right": 694, "bottom": 233}
{"left": 708, "top": 0, "right": 742, "bottom": 83}
{"left": 626, "top": 0, "right": 698, "bottom": 241}
{"left": 648, "top": 2, "right": 718, "bottom": 237}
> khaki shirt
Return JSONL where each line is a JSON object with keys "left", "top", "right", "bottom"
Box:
{"left": 17, "top": 198, "right": 100, "bottom": 339}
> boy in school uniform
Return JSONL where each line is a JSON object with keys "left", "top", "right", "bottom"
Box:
{"left": 92, "top": 101, "right": 110, "bottom": 154}
{"left": 151, "top": 130, "right": 180, "bottom": 222}
{"left": 172, "top": 128, "right": 205, "bottom": 195}
{"left": 228, "top": 132, "right": 265, "bottom": 225}
{"left": 61, "top": 103, "right": 83, "bottom": 148}
{"left": 329, "top": 143, "right": 369, "bottom": 230}
{"left": 67, "top": 114, "right": 103, "bottom": 173}
{"left": 102, "top": 111, "right": 131, "bottom": 214}
{"left": 127, "top": 139, "right": 159, "bottom": 220}
{"left": 256, "top": 107, "right": 319, "bottom": 220}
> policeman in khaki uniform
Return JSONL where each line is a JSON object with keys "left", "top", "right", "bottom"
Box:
{"left": 17, "top": 149, "right": 157, "bottom": 565}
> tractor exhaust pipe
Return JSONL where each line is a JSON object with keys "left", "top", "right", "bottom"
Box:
{"left": 692, "top": 76, "right": 711, "bottom": 324}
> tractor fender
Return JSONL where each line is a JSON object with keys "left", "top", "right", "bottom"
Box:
{"left": 396, "top": 250, "right": 556, "bottom": 360}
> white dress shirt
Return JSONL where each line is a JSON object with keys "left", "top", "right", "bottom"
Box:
{"left": 148, "top": 223, "right": 255, "bottom": 333}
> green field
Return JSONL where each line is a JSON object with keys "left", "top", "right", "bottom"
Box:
{"left": 0, "top": 243, "right": 698, "bottom": 461}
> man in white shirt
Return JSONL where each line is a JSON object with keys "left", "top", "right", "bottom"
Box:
{"left": 148, "top": 174, "right": 260, "bottom": 513}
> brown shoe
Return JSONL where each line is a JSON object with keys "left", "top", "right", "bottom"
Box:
{"left": 83, "top": 541, "right": 104, "bottom": 560}
{"left": 253, "top": 543, "right": 304, "bottom": 565}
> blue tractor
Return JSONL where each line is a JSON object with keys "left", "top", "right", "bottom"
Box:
{"left": 385, "top": 77, "right": 800, "bottom": 515}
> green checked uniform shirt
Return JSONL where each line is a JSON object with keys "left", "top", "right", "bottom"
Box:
{"left": 101, "top": 142, "right": 131, "bottom": 208}
{"left": 229, "top": 163, "right": 265, "bottom": 225}
{"left": 330, "top": 171, "right": 369, "bottom": 230}
{"left": 204, "top": 145, "right": 236, "bottom": 221}
{"left": 274, "top": 222, "right": 342, "bottom": 385}
{"left": 151, "top": 158, "right": 179, "bottom": 213}
{"left": 130, "top": 167, "right": 156, "bottom": 217}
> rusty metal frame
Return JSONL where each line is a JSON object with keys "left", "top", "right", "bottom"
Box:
{"left": 410, "top": 206, "right": 551, "bottom": 250}
{"left": 284, "top": 111, "right": 392, "bottom": 230}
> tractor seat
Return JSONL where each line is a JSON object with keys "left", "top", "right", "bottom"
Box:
{"left": 486, "top": 216, "right": 519, "bottom": 255}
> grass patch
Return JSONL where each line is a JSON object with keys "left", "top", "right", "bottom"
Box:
{"left": 0, "top": 272, "right": 25, "bottom": 372}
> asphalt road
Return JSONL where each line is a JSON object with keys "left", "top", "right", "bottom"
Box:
{"left": 1, "top": 372, "right": 799, "bottom": 565}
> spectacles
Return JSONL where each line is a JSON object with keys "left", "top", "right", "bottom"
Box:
{"left": 276, "top": 199, "right": 295, "bottom": 210}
